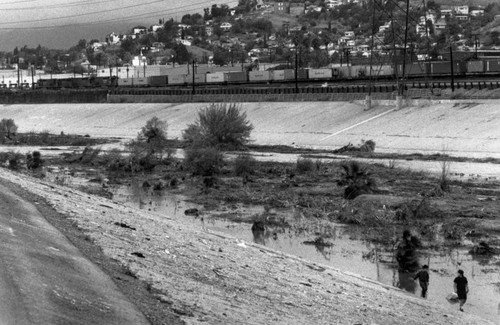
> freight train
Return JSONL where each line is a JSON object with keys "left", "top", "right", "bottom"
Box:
{"left": 32, "top": 59, "right": 500, "bottom": 90}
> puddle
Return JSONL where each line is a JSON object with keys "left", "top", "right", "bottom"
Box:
{"left": 112, "top": 183, "right": 500, "bottom": 323}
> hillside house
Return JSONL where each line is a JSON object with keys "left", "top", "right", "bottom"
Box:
{"left": 220, "top": 22, "right": 232, "bottom": 32}
{"left": 106, "top": 32, "right": 121, "bottom": 45}
{"left": 470, "top": 9, "right": 484, "bottom": 16}
{"left": 434, "top": 18, "right": 447, "bottom": 33}
{"left": 132, "top": 26, "right": 147, "bottom": 35}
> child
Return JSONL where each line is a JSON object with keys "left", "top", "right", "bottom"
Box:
{"left": 414, "top": 265, "right": 430, "bottom": 298}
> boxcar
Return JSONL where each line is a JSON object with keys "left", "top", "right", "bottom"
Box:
{"left": 485, "top": 60, "right": 500, "bottom": 73}
{"left": 148, "top": 75, "right": 168, "bottom": 87}
{"left": 225, "top": 71, "right": 247, "bottom": 83}
{"left": 430, "top": 61, "right": 461, "bottom": 75}
{"left": 249, "top": 71, "right": 272, "bottom": 82}
{"left": 308, "top": 68, "right": 333, "bottom": 80}
{"left": 466, "top": 61, "right": 484, "bottom": 74}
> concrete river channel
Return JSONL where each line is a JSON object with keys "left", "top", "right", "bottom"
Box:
{"left": 112, "top": 182, "right": 500, "bottom": 323}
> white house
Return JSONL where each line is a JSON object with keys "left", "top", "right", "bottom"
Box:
{"left": 106, "top": 32, "right": 121, "bottom": 45}
{"left": 344, "top": 31, "right": 355, "bottom": 38}
{"left": 151, "top": 24, "right": 164, "bottom": 33}
{"left": 220, "top": 22, "right": 232, "bottom": 32}
{"left": 132, "top": 26, "right": 147, "bottom": 35}
{"left": 470, "top": 9, "right": 484, "bottom": 16}
{"left": 454, "top": 6, "right": 469, "bottom": 15}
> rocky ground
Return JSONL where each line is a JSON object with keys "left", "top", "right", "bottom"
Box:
{"left": 0, "top": 167, "right": 494, "bottom": 325}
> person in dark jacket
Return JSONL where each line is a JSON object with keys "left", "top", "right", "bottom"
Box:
{"left": 454, "top": 269, "right": 469, "bottom": 312}
{"left": 414, "top": 265, "right": 430, "bottom": 298}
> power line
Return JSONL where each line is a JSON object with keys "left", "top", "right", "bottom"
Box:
{"left": 0, "top": 0, "right": 219, "bottom": 30}
{"left": 0, "top": 0, "right": 167, "bottom": 25}
{"left": 0, "top": 0, "right": 120, "bottom": 11}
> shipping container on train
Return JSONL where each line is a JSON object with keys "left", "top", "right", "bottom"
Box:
{"left": 486, "top": 60, "right": 500, "bottom": 73}
{"left": 148, "top": 75, "right": 169, "bottom": 87}
{"left": 249, "top": 71, "right": 272, "bottom": 82}
{"left": 186, "top": 74, "right": 207, "bottom": 84}
{"left": 308, "top": 68, "right": 333, "bottom": 80}
{"left": 225, "top": 71, "right": 248, "bottom": 83}
{"left": 271, "top": 69, "right": 295, "bottom": 81}
{"left": 206, "top": 72, "right": 226, "bottom": 83}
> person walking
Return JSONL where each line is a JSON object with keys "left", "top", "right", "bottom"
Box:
{"left": 414, "top": 265, "right": 430, "bottom": 298}
{"left": 453, "top": 269, "right": 469, "bottom": 312}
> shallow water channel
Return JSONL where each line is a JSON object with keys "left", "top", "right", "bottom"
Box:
{"left": 112, "top": 183, "right": 500, "bottom": 323}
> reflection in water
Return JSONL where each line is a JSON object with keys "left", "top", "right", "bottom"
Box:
{"left": 395, "top": 270, "right": 417, "bottom": 294}
{"left": 112, "top": 183, "right": 500, "bottom": 323}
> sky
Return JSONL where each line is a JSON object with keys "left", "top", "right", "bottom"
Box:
{"left": 0, "top": 0, "right": 237, "bottom": 51}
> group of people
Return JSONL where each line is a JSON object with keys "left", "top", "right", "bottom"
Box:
{"left": 413, "top": 265, "right": 469, "bottom": 312}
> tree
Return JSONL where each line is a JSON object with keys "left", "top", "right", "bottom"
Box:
{"left": 182, "top": 103, "right": 253, "bottom": 150}
{"left": 173, "top": 43, "right": 190, "bottom": 64}
{"left": 0, "top": 119, "right": 18, "bottom": 143}
{"left": 127, "top": 117, "right": 173, "bottom": 170}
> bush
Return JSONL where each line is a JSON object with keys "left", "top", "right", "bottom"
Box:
{"left": 338, "top": 161, "right": 376, "bottom": 199}
{"left": 80, "top": 146, "right": 102, "bottom": 165}
{"left": 0, "top": 119, "right": 18, "bottom": 144}
{"left": 27, "top": 151, "right": 43, "bottom": 169}
{"left": 234, "top": 154, "right": 256, "bottom": 176}
{"left": 0, "top": 151, "right": 23, "bottom": 169}
{"left": 184, "top": 147, "right": 224, "bottom": 176}
{"left": 296, "top": 157, "right": 315, "bottom": 173}
{"left": 182, "top": 103, "right": 253, "bottom": 150}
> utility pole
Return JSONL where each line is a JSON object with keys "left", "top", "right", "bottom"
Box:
{"left": 400, "top": 0, "right": 410, "bottom": 97}
{"left": 294, "top": 48, "right": 298, "bottom": 94}
{"left": 449, "top": 46, "right": 455, "bottom": 92}
{"left": 192, "top": 59, "right": 196, "bottom": 95}
{"left": 367, "top": 0, "right": 377, "bottom": 110}
{"left": 31, "top": 66, "right": 35, "bottom": 90}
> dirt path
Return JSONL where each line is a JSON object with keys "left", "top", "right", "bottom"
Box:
{"left": 0, "top": 168, "right": 493, "bottom": 325}
{"left": 0, "top": 182, "right": 150, "bottom": 325}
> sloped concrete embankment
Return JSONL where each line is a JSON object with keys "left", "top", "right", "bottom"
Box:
{"left": 1, "top": 100, "right": 499, "bottom": 158}
{"left": 0, "top": 169, "right": 493, "bottom": 325}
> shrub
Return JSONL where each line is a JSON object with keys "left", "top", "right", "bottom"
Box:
{"left": 127, "top": 117, "right": 174, "bottom": 171}
{"left": 8, "top": 152, "right": 23, "bottom": 170}
{"left": 80, "top": 146, "right": 101, "bottom": 165}
{"left": 182, "top": 103, "right": 253, "bottom": 150}
{"left": 234, "top": 154, "right": 256, "bottom": 176}
{"left": 27, "top": 151, "right": 43, "bottom": 169}
{"left": 296, "top": 157, "right": 315, "bottom": 174}
{"left": 0, "top": 119, "right": 18, "bottom": 144}
{"left": 184, "top": 147, "right": 224, "bottom": 176}
{"left": 338, "top": 161, "right": 376, "bottom": 199}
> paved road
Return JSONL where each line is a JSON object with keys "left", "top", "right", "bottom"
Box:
{"left": 0, "top": 183, "right": 150, "bottom": 325}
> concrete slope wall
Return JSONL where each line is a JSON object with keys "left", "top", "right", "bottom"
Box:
{"left": 1, "top": 100, "right": 498, "bottom": 158}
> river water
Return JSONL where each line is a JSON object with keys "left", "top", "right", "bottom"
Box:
{"left": 112, "top": 183, "right": 500, "bottom": 323}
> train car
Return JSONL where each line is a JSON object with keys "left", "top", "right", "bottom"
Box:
{"left": 271, "top": 69, "right": 298, "bottom": 81}
{"left": 225, "top": 71, "right": 247, "bottom": 83}
{"left": 430, "top": 61, "right": 462, "bottom": 76}
{"left": 337, "top": 66, "right": 352, "bottom": 78}
{"left": 397, "top": 62, "right": 429, "bottom": 77}
{"left": 168, "top": 75, "right": 187, "bottom": 85}
{"left": 186, "top": 74, "right": 207, "bottom": 84}
{"left": 37, "top": 79, "right": 58, "bottom": 89}
{"left": 92, "top": 76, "right": 117, "bottom": 88}
{"left": 373, "top": 64, "right": 394, "bottom": 78}
{"left": 297, "top": 69, "right": 308, "bottom": 80}
{"left": 117, "top": 77, "right": 149, "bottom": 87}
{"left": 308, "top": 68, "right": 333, "bottom": 80}
{"left": 466, "top": 61, "right": 484, "bottom": 74}
{"left": 206, "top": 72, "right": 226, "bottom": 83}
{"left": 249, "top": 71, "right": 272, "bottom": 82}
{"left": 148, "top": 75, "right": 168, "bottom": 87}
{"left": 485, "top": 60, "right": 500, "bottom": 73}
